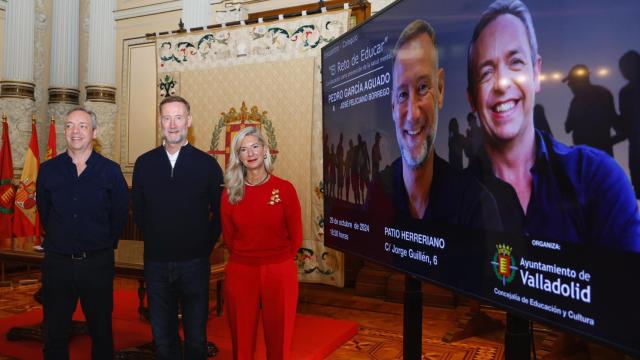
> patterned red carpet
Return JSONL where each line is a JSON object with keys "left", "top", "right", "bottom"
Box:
{"left": 0, "top": 287, "right": 358, "bottom": 359}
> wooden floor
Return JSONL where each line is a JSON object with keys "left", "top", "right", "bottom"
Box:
{"left": 0, "top": 270, "right": 636, "bottom": 359}
{"left": 299, "top": 283, "right": 507, "bottom": 359}
{"left": 299, "top": 284, "right": 637, "bottom": 360}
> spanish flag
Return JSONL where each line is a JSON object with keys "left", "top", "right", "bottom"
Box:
{"left": 0, "top": 115, "right": 14, "bottom": 246}
{"left": 13, "top": 116, "right": 40, "bottom": 240}
{"left": 45, "top": 116, "right": 56, "bottom": 161}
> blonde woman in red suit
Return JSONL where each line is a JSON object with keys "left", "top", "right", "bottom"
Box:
{"left": 221, "top": 126, "right": 302, "bottom": 360}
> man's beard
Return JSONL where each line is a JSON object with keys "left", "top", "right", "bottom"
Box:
{"left": 399, "top": 110, "right": 438, "bottom": 169}
{"left": 164, "top": 132, "right": 186, "bottom": 145}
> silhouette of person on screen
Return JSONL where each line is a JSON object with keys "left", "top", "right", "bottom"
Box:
{"left": 356, "top": 134, "right": 371, "bottom": 203}
{"left": 366, "top": 19, "right": 500, "bottom": 231}
{"left": 336, "top": 133, "right": 345, "bottom": 200}
{"left": 618, "top": 50, "right": 640, "bottom": 198}
{"left": 464, "top": 112, "right": 483, "bottom": 163}
{"left": 448, "top": 118, "right": 466, "bottom": 170}
{"left": 372, "top": 132, "right": 383, "bottom": 177}
{"left": 563, "top": 64, "right": 620, "bottom": 156}
{"left": 350, "top": 137, "right": 362, "bottom": 204}
{"left": 533, "top": 104, "right": 553, "bottom": 137}
{"left": 465, "top": 0, "right": 640, "bottom": 252}
{"left": 328, "top": 143, "right": 336, "bottom": 197}
{"left": 345, "top": 139, "right": 355, "bottom": 202}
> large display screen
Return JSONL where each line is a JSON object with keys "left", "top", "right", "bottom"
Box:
{"left": 321, "top": 0, "right": 640, "bottom": 355}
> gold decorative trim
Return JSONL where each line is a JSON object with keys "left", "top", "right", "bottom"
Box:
{"left": 85, "top": 85, "right": 116, "bottom": 103}
{"left": 0, "top": 81, "right": 35, "bottom": 100}
{"left": 48, "top": 87, "right": 80, "bottom": 104}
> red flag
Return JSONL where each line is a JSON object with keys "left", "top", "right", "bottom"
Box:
{"left": 0, "top": 115, "right": 14, "bottom": 246}
{"left": 45, "top": 117, "right": 56, "bottom": 161}
{"left": 13, "top": 117, "right": 40, "bottom": 240}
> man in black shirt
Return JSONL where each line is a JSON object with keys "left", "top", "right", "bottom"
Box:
{"left": 132, "top": 96, "right": 223, "bottom": 360}
{"left": 37, "top": 107, "right": 129, "bottom": 359}
{"left": 366, "top": 19, "right": 501, "bottom": 231}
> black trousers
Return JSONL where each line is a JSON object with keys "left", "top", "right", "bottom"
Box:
{"left": 41, "top": 249, "right": 115, "bottom": 360}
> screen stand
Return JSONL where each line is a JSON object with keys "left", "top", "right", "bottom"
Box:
{"left": 442, "top": 299, "right": 503, "bottom": 342}
{"left": 403, "top": 275, "right": 422, "bottom": 359}
{"left": 505, "top": 312, "right": 530, "bottom": 359}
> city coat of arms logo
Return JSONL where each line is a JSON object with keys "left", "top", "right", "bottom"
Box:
{"left": 491, "top": 244, "right": 518, "bottom": 286}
